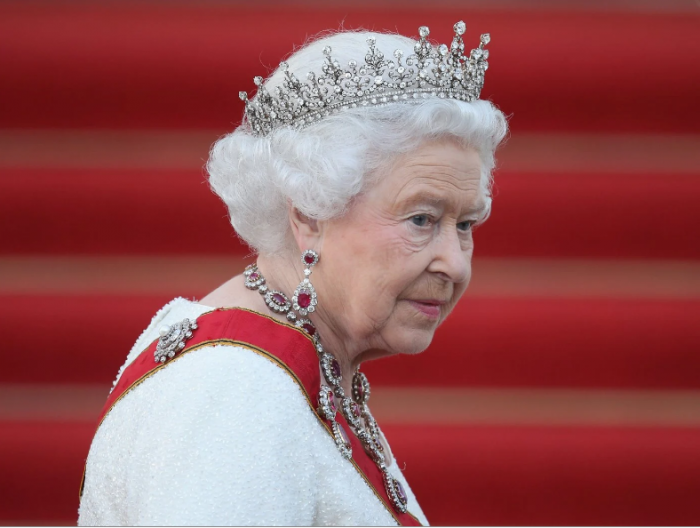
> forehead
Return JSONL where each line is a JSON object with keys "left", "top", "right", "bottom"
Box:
{"left": 375, "top": 139, "right": 485, "bottom": 212}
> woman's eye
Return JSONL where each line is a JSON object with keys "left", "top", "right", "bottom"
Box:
{"left": 411, "top": 214, "right": 430, "bottom": 227}
{"left": 457, "top": 220, "right": 473, "bottom": 232}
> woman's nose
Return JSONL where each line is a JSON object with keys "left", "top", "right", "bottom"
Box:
{"left": 428, "top": 226, "right": 470, "bottom": 284}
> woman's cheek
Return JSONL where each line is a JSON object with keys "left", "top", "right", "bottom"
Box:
{"left": 397, "top": 223, "right": 433, "bottom": 254}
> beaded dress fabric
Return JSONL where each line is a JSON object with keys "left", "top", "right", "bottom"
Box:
{"left": 78, "top": 298, "right": 428, "bottom": 526}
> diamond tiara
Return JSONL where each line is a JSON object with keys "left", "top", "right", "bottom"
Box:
{"left": 239, "top": 21, "right": 491, "bottom": 137}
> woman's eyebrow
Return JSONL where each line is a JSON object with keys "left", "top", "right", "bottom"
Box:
{"left": 398, "top": 192, "right": 486, "bottom": 216}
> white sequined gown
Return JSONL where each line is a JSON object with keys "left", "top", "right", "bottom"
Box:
{"left": 78, "top": 298, "right": 429, "bottom": 526}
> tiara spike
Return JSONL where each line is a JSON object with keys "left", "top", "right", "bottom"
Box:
{"left": 241, "top": 21, "right": 491, "bottom": 136}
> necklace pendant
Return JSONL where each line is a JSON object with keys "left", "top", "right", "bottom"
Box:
{"left": 317, "top": 386, "right": 337, "bottom": 420}
{"left": 358, "top": 429, "right": 385, "bottom": 465}
{"left": 352, "top": 371, "right": 371, "bottom": 404}
{"left": 264, "top": 290, "right": 291, "bottom": 313}
{"left": 244, "top": 264, "right": 265, "bottom": 290}
{"left": 320, "top": 353, "right": 342, "bottom": 386}
{"left": 340, "top": 397, "right": 363, "bottom": 429}
{"left": 383, "top": 470, "right": 409, "bottom": 514}
{"left": 292, "top": 278, "right": 317, "bottom": 316}
{"left": 331, "top": 421, "right": 352, "bottom": 460}
{"left": 294, "top": 317, "right": 317, "bottom": 337}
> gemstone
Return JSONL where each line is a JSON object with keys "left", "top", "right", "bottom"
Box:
{"left": 356, "top": 383, "right": 365, "bottom": 401}
{"left": 249, "top": 272, "right": 259, "bottom": 281}
{"left": 351, "top": 402, "right": 361, "bottom": 418}
{"left": 418, "top": 26, "right": 430, "bottom": 38}
{"left": 454, "top": 21, "right": 466, "bottom": 36}
{"left": 331, "top": 358, "right": 341, "bottom": 380}
{"left": 272, "top": 293, "right": 286, "bottom": 305}
{"left": 338, "top": 423, "right": 351, "bottom": 445}
{"left": 304, "top": 253, "right": 316, "bottom": 265}
{"left": 298, "top": 291, "right": 311, "bottom": 308}
{"left": 328, "top": 390, "right": 336, "bottom": 413}
{"left": 302, "top": 322, "right": 316, "bottom": 336}
{"left": 481, "top": 33, "right": 491, "bottom": 45}
{"left": 395, "top": 479, "right": 407, "bottom": 504}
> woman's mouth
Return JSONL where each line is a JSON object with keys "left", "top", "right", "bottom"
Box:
{"left": 407, "top": 300, "right": 444, "bottom": 319}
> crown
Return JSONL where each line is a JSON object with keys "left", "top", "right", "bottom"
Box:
{"left": 239, "top": 21, "right": 491, "bottom": 136}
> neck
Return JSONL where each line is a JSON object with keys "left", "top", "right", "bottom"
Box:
{"left": 256, "top": 253, "right": 363, "bottom": 397}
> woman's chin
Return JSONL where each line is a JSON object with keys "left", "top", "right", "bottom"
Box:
{"left": 386, "top": 326, "right": 436, "bottom": 356}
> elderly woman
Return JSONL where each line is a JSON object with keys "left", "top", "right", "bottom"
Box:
{"left": 78, "top": 22, "right": 506, "bottom": 526}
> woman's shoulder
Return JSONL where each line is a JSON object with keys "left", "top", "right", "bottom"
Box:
{"left": 112, "top": 297, "right": 315, "bottom": 419}
{"left": 109, "top": 297, "right": 211, "bottom": 389}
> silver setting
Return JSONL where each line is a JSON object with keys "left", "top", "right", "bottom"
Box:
{"left": 332, "top": 421, "right": 353, "bottom": 460}
{"left": 317, "top": 385, "right": 337, "bottom": 420}
{"left": 294, "top": 317, "right": 316, "bottom": 338}
{"left": 357, "top": 429, "right": 385, "bottom": 465}
{"left": 352, "top": 371, "right": 371, "bottom": 404}
{"left": 240, "top": 22, "right": 491, "bottom": 136}
{"left": 301, "top": 249, "right": 319, "bottom": 267}
{"left": 340, "top": 397, "right": 363, "bottom": 429}
{"left": 320, "top": 353, "right": 342, "bottom": 386}
{"left": 243, "top": 264, "right": 265, "bottom": 290}
{"left": 383, "top": 470, "right": 409, "bottom": 514}
{"left": 154, "top": 318, "right": 198, "bottom": 363}
{"left": 264, "top": 289, "right": 291, "bottom": 313}
{"left": 292, "top": 278, "right": 317, "bottom": 316}
{"left": 362, "top": 406, "right": 380, "bottom": 440}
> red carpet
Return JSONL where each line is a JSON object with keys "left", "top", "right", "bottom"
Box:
{"left": 1, "top": 5, "right": 698, "bottom": 133}
{"left": 384, "top": 424, "right": 700, "bottom": 526}
{"left": 1, "top": 422, "right": 699, "bottom": 526}
{"left": 4, "top": 295, "right": 700, "bottom": 389}
{"left": 2, "top": 168, "right": 698, "bottom": 259}
{"left": 1, "top": 1, "right": 698, "bottom": 525}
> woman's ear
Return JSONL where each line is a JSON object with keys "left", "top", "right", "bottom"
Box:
{"left": 288, "top": 201, "right": 322, "bottom": 251}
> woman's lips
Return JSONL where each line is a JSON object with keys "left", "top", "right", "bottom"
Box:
{"left": 407, "top": 300, "right": 444, "bottom": 319}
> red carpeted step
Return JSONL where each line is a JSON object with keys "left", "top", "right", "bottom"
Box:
{"left": 0, "top": 5, "right": 698, "bottom": 133}
{"left": 0, "top": 421, "right": 94, "bottom": 525}
{"left": 2, "top": 168, "right": 698, "bottom": 259}
{"left": 3, "top": 295, "right": 699, "bottom": 389}
{"left": 383, "top": 424, "right": 700, "bottom": 526}
{"left": 0, "top": 168, "right": 245, "bottom": 256}
{"left": 1, "top": 420, "right": 698, "bottom": 525}
{"left": 365, "top": 296, "right": 700, "bottom": 389}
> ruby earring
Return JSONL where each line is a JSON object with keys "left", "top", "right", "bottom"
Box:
{"left": 291, "top": 250, "right": 319, "bottom": 337}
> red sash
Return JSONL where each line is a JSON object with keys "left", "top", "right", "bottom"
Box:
{"left": 83, "top": 307, "right": 422, "bottom": 526}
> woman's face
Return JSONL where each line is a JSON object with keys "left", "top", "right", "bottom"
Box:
{"left": 313, "top": 138, "right": 486, "bottom": 359}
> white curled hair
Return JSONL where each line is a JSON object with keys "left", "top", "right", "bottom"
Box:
{"left": 207, "top": 30, "right": 508, "bottom": 256}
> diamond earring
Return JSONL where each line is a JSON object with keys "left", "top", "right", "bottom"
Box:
{"left": 291, "top": 250, "right": 319, "bottom": 336}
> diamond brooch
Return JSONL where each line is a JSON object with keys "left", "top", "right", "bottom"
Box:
{"left": 154, "top": 318, "right": 198, "bottom": 363}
